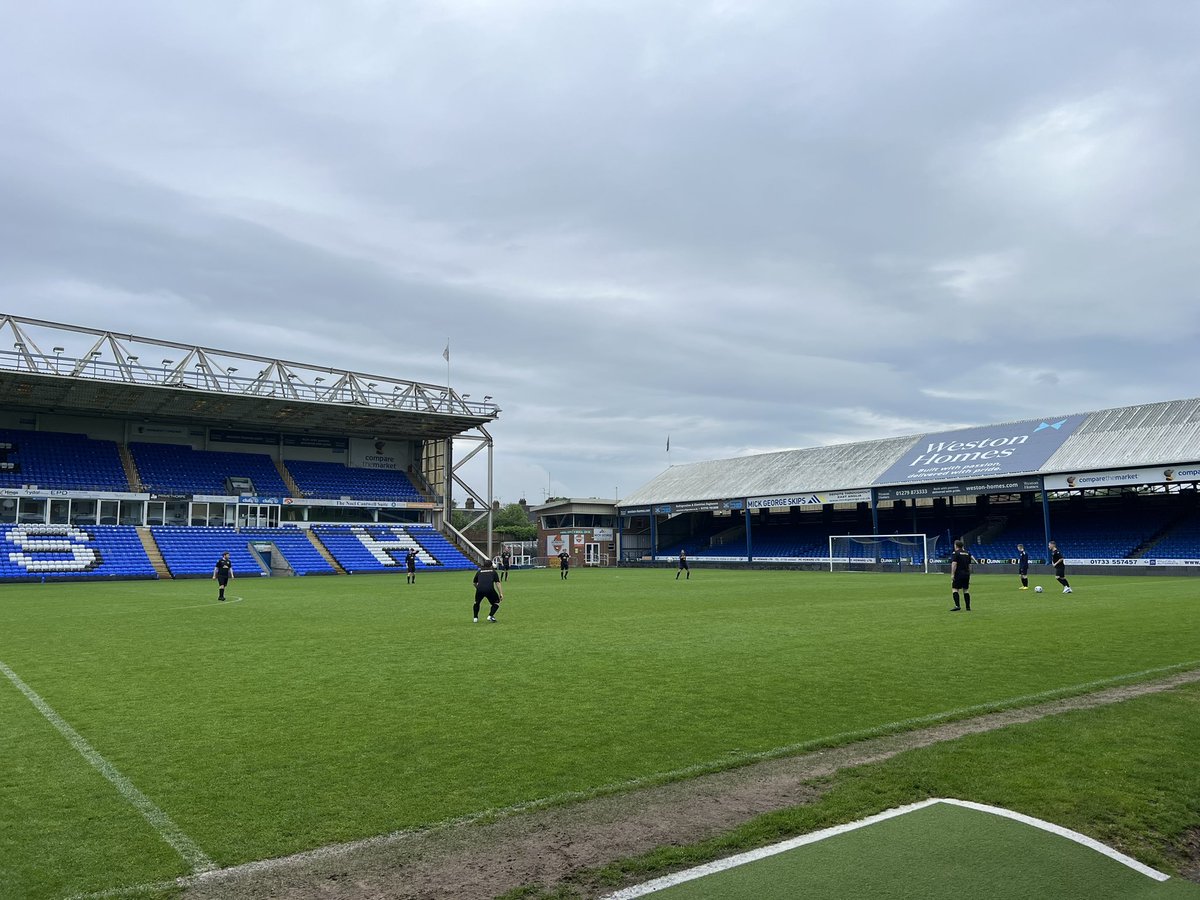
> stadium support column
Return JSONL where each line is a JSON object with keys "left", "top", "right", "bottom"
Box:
{"left": 650, "top": 514, "right": 658, "bottom": 563}
{"left": 870, "top": 489, "right": 880, "bottom": 535}
{"left": 745, "top": 506, "right": 752, "bottom": 563}
{"left": 1040, "top": 476, "right": 1052, "bottom": 553}
{"left": 442, "top": 438, "right": 453, "bottom": 526}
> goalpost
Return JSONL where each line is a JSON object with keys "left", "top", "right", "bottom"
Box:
{"left": 828, "top": 534, "right": 938, "bottom": 574}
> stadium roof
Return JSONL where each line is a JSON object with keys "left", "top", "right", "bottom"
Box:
{"left": 0, "top": 314, "right": 498, "bottom": 441}
{"left": 618, "top": 398, "right": 1200, "bottom": 508}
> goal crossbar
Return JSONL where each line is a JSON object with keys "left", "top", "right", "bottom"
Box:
{"left": 828, "top": 533, "right": 936, "bottom": 574}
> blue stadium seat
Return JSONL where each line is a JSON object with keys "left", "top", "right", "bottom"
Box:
{"left": 0, "top": 524, "right": 156, "bottom": 581}
{"left": 285, "top": 459, "right": 423, "bottom": 502}
{"left": 312, "top": 524, "right": 474, "bottom": 573}
{"left": 0, "top": 429, "right": 129, "bottom": 492}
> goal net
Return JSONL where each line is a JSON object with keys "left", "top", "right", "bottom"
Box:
{"left": 828, "top": 534, "right": 937, "bottom": 574}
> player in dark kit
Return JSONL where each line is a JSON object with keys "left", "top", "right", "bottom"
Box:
{"left": 500, "top": 548, "right": 511, "bottom": 582}
{"left": 1017, "top": 544, "right": 1029, "bottom": 590}
{"left": 405, "top": 548, "right": 418, "bottom": 585}
{"left": 1048, "top": 541, "right": 1073, "bottom": 593}
{"left": 676, "top": 549, "right": 690, "bottom": 580}
{"left": 949, "top": 539, "right": 973, "bottom": 611}
{"left": 473, "top": 559, "right": 504, "bottom": 622}
{"left": 212, "top": 551, "right": 234, "bottom": 601}
{"left": 558, "top": 549, "right": 570, "bottom": 579}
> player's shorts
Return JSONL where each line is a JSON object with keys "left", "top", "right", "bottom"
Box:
{"left": 952, "top": 574, "right": 970, "bottom": 590}
{"left": 216, "top": 575, "right": 230, "bottom": 586}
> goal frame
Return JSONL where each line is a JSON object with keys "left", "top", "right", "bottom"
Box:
{"left": 828, "top": 533, "right": 937, "bottom": 574}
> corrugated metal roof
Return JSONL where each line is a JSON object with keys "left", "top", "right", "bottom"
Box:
{"left": 619, "top": 435, "right": 917, "bottom": 506}
{"left": 618, "top": 397, "right": 1200, "bottom": 508}
{"left": 1044, "top": 398, "right": 1200, "bottom": 470}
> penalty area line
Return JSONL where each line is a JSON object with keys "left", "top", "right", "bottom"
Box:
{"left": 0, "top": 659, "right": 216, "bottom": 875}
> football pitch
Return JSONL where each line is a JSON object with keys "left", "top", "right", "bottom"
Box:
{"left": 2, "top": 568, "right": 1199, "bottom": 898}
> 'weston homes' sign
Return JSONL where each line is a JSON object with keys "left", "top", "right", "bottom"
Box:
{"left": 874, "top": 416, "right": 1086, "bottom": 486}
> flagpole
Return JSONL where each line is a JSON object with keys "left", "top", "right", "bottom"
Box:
{"left": 443, "top": 338, "right": 450, "bottom": 394}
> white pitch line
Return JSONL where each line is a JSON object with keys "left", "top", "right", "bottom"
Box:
{"left": 0, "top": 659, "right": 216, "bottom": 875}
{"left": 601, "top": 798, "right": 1170, "bottom": 898}
{"left": 939, "top": 799, "right": 1169, "bottom": 881}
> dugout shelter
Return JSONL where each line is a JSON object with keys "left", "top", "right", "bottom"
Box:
{"left": 0, "top": 314, "right": 500, "bottom": 580}
{"left": 617, "top": 399, "right": 1200, "bottom": 575}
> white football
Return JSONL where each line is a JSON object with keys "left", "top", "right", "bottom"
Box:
{"left": 1034, "top": 586, "right": 1044, "bottom": 593}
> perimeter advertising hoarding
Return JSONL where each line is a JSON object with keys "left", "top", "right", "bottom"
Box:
{"left": 1043, "top": 463, "right": 1200, "bottom": 491}
{"left": 875, "top": 476, "right": 1042, "bottom": 502}
{"left": 0, "top": 488, "right": 151, "bottom": 500}
{"left": 747, "top": 489, "right": 871, "bottom": 508}
{"left": 873, "top": 415, "right": 1087, "bottom": 487}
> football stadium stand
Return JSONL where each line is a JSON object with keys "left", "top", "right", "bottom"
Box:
{"left": 285, "top": 459, "right": 423, "bottom": 502}
{"left": 150, "top": 527, "right": 268, "bottom": 578}
{"left": 1, "top": 524, "right": 156, "bottom": 580}
{"left": 0, "top": 429, "right": 129, "bottom": 493}
{"left": 1143, "top": 510, "right": 1200, "bottom": 560}
{"left": 238, "top": 527, "right": 338, "bottom": 576}
{"left": 130, "top": 443, "right": 290, "bottom": 497}
{"left": 312, "top": 524, "right": 475, "bottom": 573}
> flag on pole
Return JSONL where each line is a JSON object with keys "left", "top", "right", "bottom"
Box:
{"left": 666, "top": 435, "right": 670, "bottom": 452}
{"left": 442, "top": 343, "right": 450, "bottom": 362}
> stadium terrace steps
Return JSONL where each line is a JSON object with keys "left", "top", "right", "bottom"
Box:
{"left": 136, "top": 527, "right": 172, "bottom": 579}
{"left": 306, "top": 529, "right": 346, "bottom": 574}
{"left": 274, "top": 458, "right": 303, "bottom": 498}
{"left": 118, "top": 444, "right": 144, "bottom": 492}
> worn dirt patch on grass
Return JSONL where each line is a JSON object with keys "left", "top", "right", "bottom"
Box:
{"left": 179, "top": 670, "right": 1200, "bottom": 900}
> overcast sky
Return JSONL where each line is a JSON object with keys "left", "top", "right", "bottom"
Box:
{"left": 3, "top": 1, "right": 1198, "bottom": 504}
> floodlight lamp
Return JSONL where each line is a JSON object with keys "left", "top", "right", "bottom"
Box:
{"left": 53, "top": 346, "right": 65, "bottom": 354}
{"left": 162, "top": 359, "right": 173, "bottom": 366}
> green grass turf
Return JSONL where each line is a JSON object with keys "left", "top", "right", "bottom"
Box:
{"left": 1, "top": 569, "right": 1198, "bottom": 897}
{"left": 629, "top": 801, "right": 1200, "bottom": 900}
{"left": 573, "top": 681, "right": 1200, "bottom": 899}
